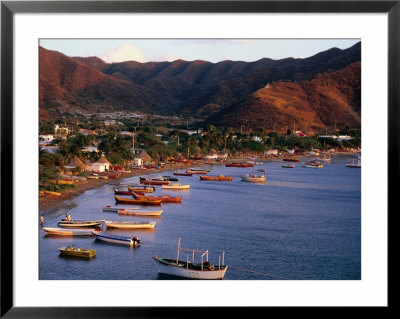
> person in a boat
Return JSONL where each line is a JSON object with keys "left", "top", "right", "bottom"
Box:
{"left": 65, "top": 213, "right": 71, "bottom": 221}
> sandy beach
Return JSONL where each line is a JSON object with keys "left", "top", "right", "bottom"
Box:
{"left": 39, "top": 161, "right": 208, "bottom": 212}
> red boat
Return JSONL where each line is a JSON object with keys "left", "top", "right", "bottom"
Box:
{"left": 133, "top": 193, "right": 182, "bottom": 203}
{"left": 283, "top": 158, "right": 300, "bottom": 162}
{"left": 225, "top": 163, "right": 254, "bottom": 167}
{"left": 140, "top": 179, "right": 170, "bottom": 185}
{"left": 114, "top": 195, "right": 162, "bottom": 205}
{"left": 185, "top": 169, "right": 208, "bottom": 174}
{"left": 114, "top": 188, "right": 133, "bottom": 196}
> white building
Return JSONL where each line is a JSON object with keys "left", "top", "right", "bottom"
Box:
{"left": 39, "top": 135, "right": 54, "bottom": 144}
{"left": 85, "top": 163, "right": 106, "bottom": 173}
{"left": 265, "top": 149, "right": 279, "bottom": 156}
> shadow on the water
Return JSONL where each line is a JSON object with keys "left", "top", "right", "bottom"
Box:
{"left": 58, "top": 254, "right": 96, "bottom": 261}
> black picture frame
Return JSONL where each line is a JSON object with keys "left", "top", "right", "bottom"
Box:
{"left": 1, "top": 1, "right": 395, "bottom": 317}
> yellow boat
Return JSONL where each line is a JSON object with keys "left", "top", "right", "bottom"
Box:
{"left": 44, "top": 190, "right": 61, "bottom": 196}
{"left": 58, "top": 246, "right": 96, "bottom": 258}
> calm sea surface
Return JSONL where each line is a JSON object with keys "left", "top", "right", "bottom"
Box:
{"left": 39, "top": 155, "right": 361, "bottom": 280}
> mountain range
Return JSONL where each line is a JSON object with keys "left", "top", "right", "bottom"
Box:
{"left": 39, "top": 42, "right": 361, "bottom": 131}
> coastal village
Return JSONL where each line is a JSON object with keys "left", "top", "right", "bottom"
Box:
{"left": 39, "top": 116, "right": 361, "bottom": 211}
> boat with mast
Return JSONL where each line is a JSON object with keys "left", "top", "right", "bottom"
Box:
{"left": 152, "top": 238, "right": 228, "bottom": 279}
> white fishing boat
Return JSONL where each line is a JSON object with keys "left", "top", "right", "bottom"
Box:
{"left": 162, "top": 183, "right": 190, "bottom": 190}
{"left": 346, "top": 155, "right": 361, "bottom": 168}
{"left": 152, "top": 238, "right": 228, "bottom": 279}
{"left": 117, "top": 210, "right": 163, "bottom": 216}
{"left": 92, "top": 230, "right": 141, "bottom": 246}
{"left": 103, "top": 206, "right": 138, "bottom": 212}
{"left": 240, "top": 173, "right": 266, "bottom": 183}
{"left": 57, "top": 219, "right": 105, "bottom": 228}
{"left": 105, "top": 221, "right": 156, "bottom": 229}
{"left": 302, "top": 160, "right": 323, "bottom": 168}
{"left": 42, "top": 227, "right": 93, "bottom": 236}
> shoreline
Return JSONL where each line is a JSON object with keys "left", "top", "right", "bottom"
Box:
{"left": 39, "top": 151, "right": 359, "bottom": 213}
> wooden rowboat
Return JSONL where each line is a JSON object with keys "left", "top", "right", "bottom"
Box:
{"left": 173, "top": 172, "right": 193, "bottom": 176}
{"left": 133, "top": 193, "right": 182, "bottom": 203}
{"left": 114, "top": 188, "right": 133, "bottom": 196}
{"left": 118, "top": 210, "right": 163, "bottom": 216}
{"left": 105, "top": 221, "right": 156, "bottom": 229}
{"left": 140, "top": 179, "right": 170, "bottom": 185}
{"left": 92, "top": 230, "right": 141, "bottom": 246}
{"left": 42, "top": 227, "right": 93, "bottom": 236}
{"left": 103, "top": 205, "right": 138, "bottom": 212}
{"left": 161, "top": 183, "right": 190, "bottom": 190}
{"left": 199, "top": 175, "right": 233, "bottom": 181}
{"left": 57, "top": 219, "right": 105, "bottom": 228}
{"left": 58, "top": 246, "right": 96, "bottom": 258}
{"left": 114, "top": 195, "right": 162, "bottom": 205}
{"left": 127, "top": 186, "right": 155, "bottom": 193}
{"left": 44, "top": 190, "right": 61, "bottom": 196}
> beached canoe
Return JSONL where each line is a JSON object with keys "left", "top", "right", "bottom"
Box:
{"left": 42, "top": 227, "right": 93, "bottom": 236}
{"left": 114, "top": 195, "right": 162, "bottom": 205}
{"left": 114, "top": 188, "right": 133, "bottom": 196}
{"left": 58, "top": 246, "right": 96, "bottom": 258}
{"left": 105, "top": 221, "right": 156, "bottom": 229}
{"left": 117, "top": 210, "right": 163, "bottom": 216}
{"left": 44, "top": 190, "right": 61, "bottom": 196}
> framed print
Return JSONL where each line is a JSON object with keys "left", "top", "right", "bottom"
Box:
{"left": 1, "top": 0, "right": 396, "bottom": 317}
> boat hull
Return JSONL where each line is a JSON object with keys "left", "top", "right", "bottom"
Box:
{"left": 105, "top": 221, "right": 156, "bottom": 229}
{"left": 58, "top": 247, "right": 96, "bottom": 258}
{"left": 127, "top": 187, "right": 155, "bottom": 193}
{"left": 240, "top": 175, "right": 265, "bottom": 183}
{"left": 43, "top": 227, "right": 93, "bottom": 236}
{"left": 114, "top": 195, "right": 162, "bottom": 205}
{"left": 161, "top": 184, "right": 190, "bottom": 190}
{"left": 153, "top": 257, "right": 227, "bottom": 279}
{"left": 118, "top": 210, "right": 163, "bottom": 216}
{"left": 92, "top": 230, "right": 140, "bottom": 246}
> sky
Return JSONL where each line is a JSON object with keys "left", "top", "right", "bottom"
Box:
{"left": 39, "top": 39, "right": 360, "bottom": 63}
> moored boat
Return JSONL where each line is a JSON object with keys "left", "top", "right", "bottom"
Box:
{"left": 57, "top": 219, "right": 106, "bottom": 228}
{"left": 152, "top": 238, "right": 228, "bottom": 280}
{"left": 199, "top": 175, "right": 233, "bottom": 181}
{"left": 127, "top": 186, "right": 155, "bottom": 193}
{"left": 173, "top": 172, "right": 193, "bottom": 176}
{"left": 133, "top": 192, "right": 182, "bottom": 203}
{"left": 103, "top": 205, "right": 138, "bottom": 212}
{"left": 163, "top": 176, "right": 179, "bottom": 181}
{"left": 114, "top": 195, "right": 162, "bottom": 205}
{"left": 283, "top": 158, "right": 300, "bottom": 162}
{"left": 117, "top": 209, "right": 163, "bottom": 216}
{"left": 346, "top": 155, "right": 361, "bottom": 168}
{"left": 58, "top": 246, "right": 96, "bottom": 258}
{"left": 42, "top": 227, "right": 93, "bottom": 236}
{"left": 114, "top": 188, "right": 133, "bottom": 196}
{"left": 240, "top": 173, "right": 266, "bottom": 183}
{"left": 302, "top": 160, "right": 323, "bottom": 168}
{"left": 140, "top": 178, "right": 170, "bottom": 185}
{"left": 185, "top": 169, "right": 209, "bottom": 174}
{"left": 92, "top": 230, "right": 141, "bottom": 246}
{"left": 282, "top": 164, "right": 295, "bottom": 168}
{"left": 105, "top": 221, "right": 156, "bottom": 229}
{"left": 225, "top": 163, "right": 254, "bottom": 167}
{"left": 161, "top": 183, "right": 191, "bottom": 190}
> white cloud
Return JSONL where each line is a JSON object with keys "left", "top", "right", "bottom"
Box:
{"left": 101, "top": 45, "right": 146, "bottom": 63}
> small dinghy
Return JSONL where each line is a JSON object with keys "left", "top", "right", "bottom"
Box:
{"left": 92, "top": 230, "right": 141, "bottom": 246}
{"left": 58, "top": 246, "right": 96, "bottom": 258}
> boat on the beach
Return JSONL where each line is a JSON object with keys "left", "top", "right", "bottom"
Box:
{"left": 42, "top": 227, "right": 94, "bottom": 236}
{"left": 117, "top": 209, "right": 163, "bottom": 216}
{"left": 225, "top": 162, "right": 254, "bottom": 167}
{"left": 114, "top": 188, "right": 133, "bottom": 196}
{"left": 44, "top": 190, "right": 61, "bottom": 196}
{"left": 282, "top": 164, "right": 295, "bottom": 168}
{"left": 58, "top": 246, "right": 96, "bottom": 258}
{"left": 133, "top": 192, "right": 182, "bottom": 203}
{"left": 283, "top": 158, "right": 300, "bottom": 162}
{"left": 127, "top": 186, "right": 155, "bottom": 193}
{"left": 302, "top": 160, "right": 323, "bottom": 168}
{"left": 103, "top": 205, "right": 138, "bottom": 212}
{"left": 161, "top": 183, "right": 191, "bottom": 190}
{"left": 152, "top": 238, "right": 228, "bottom": 280}
{"left": 57, "top": 219, "right": 106, "bottom": 228}
{"left": 114, "top": 195, "right": 162, "bottom": 205}
{"left": 105, "top": 221, "right": 156, "bottom": 229}
{"left": 346, "top": 155, "right": 361, "bottom": 168}
{"left": 92, "top": 230, "right": 141, "bottom": 246}
{"left": 199, "top": 175, "right": 233, "bottom": 181}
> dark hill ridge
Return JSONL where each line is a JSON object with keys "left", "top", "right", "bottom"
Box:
{"left": 211, "top": 62, "right": 361, "bottom": 132}
{"left": 39, "top": 42, "right": 361, "bottom": 130}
